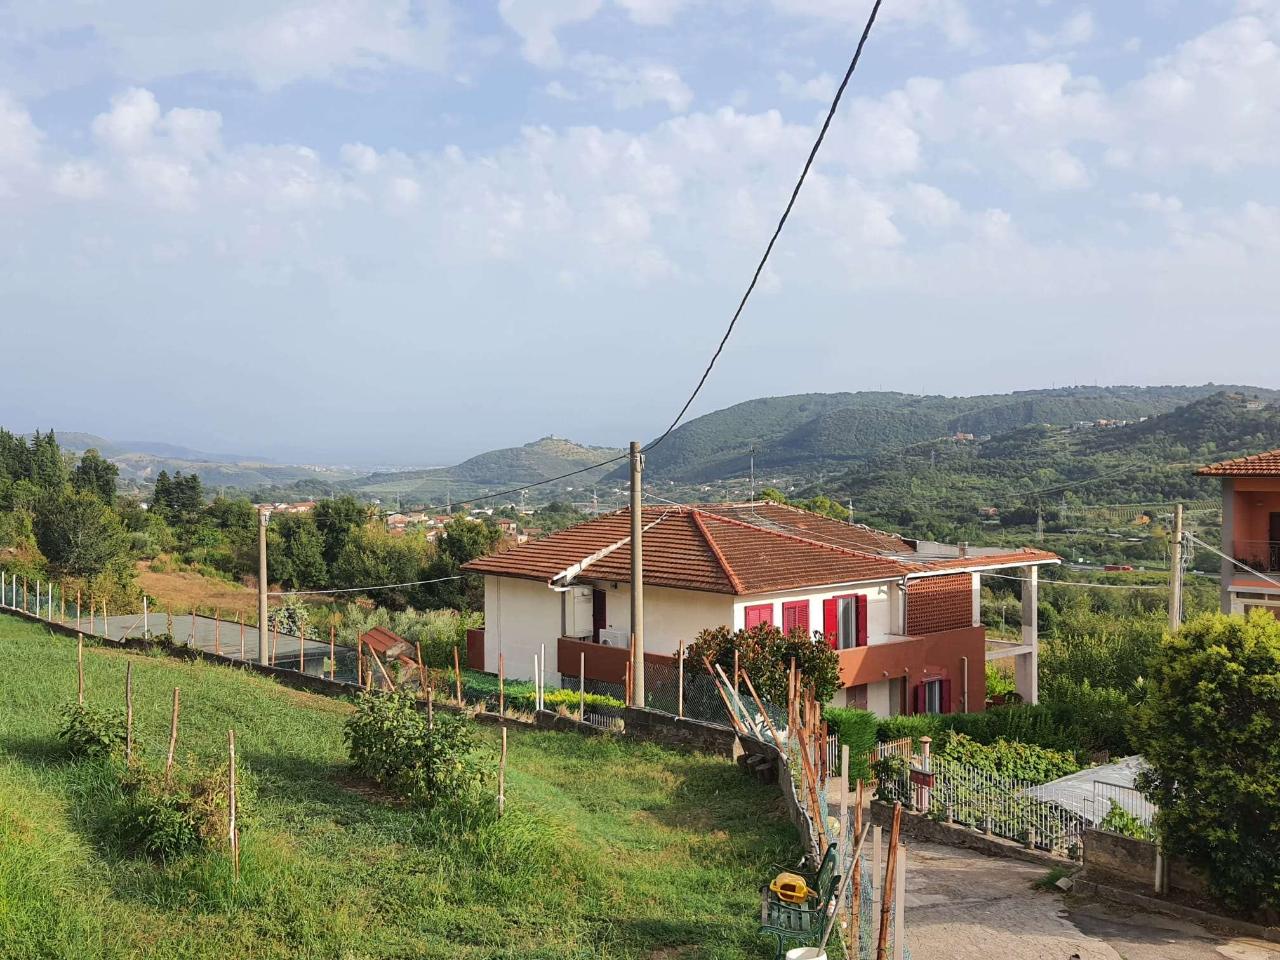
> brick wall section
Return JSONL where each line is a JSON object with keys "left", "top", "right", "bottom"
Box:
{"left": 906, "top": 574, "right": 972, "bottom": 635}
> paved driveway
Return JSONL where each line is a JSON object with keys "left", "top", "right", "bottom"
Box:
{"left": 901, "top": 841, "right": 1280, "bottom": 960}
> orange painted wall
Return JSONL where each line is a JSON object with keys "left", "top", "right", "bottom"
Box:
{"left": 836, "top": 626, "right": 987, "bottom": 714}
{"left": 1232, "top": 479, "right": 1280, "bottom": 554}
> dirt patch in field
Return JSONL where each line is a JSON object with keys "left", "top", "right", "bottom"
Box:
{"left": 136, "top": 565, "right": 258, "bottom": 617}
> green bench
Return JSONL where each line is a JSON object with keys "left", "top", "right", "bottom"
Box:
{"left": 759, "top": 844, "right": 842, "bottom": 960}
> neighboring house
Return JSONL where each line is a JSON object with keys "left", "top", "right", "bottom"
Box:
{"left": 462, "top": 502, "right": 1058, "bottom": 717}
{"left": 1199, "top": 449, "right": 1280, "bottom": 618}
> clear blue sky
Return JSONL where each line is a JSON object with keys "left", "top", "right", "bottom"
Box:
{"left": 2, "top": 0, "right": 1276, "bottom": 464}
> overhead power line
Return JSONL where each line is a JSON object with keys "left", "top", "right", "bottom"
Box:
{"left": 358, "top": 1, "right": 885, "bottom": 510}
{"left": 267, "top": 576, "right": 463, "bottom": 599}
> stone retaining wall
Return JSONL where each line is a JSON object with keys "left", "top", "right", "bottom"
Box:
{"left": 868, "top": 800, "right": 1074, "bottom": 868}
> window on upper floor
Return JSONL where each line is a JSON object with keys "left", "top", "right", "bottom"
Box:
{"left": 781, "top": 600, "right": 810, "bottom": 636}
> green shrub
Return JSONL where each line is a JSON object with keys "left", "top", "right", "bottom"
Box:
{"left": 685, "top": 623, "right": 841, "bottom": 704}
{"left": 1135, "top": 612, "right": 1280, "bottom": 913}
{"left": 824, "top": 707, "right": 877, "bottom": 781}
{"left": 57, "top": 701, "right": 127, "bottom": 758}
{"left": 933, "top": 732, "right": 1080, "bottom": 783}
{"left": 344, "top": 690, "right": 487, "bottom": 807}
{"left": 875, "top": 714, "right": 941, "bottom": 744}
{"left": 985, "top": 663, "right": 1017, "bottom": 699}
{"left": 1098, "top": 801, "right": 1153, "bottom": 841}
{"left": 340, "top": 605, "right": 483, "bottom": 669}
{"left": 118, "top": 759, "right": 249, "bottom": 862}
{"left": 508, "top": 687, "right": 624, "bottom": 714}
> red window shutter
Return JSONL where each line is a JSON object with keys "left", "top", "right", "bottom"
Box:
{"left": 782, "top": 600, "right": 810, "bottom": 636}
{"left": 912, "top": 683, "right": 925, "bottom": 715}
{"left": 744, "top": 603, "right": 773, "bottom": 629}
{"left": 855, "top": 594, "right": 868, "bottom": 647}
{"left": 940, "top": 678, "right": 953, "bottom": 714}
{"left": 823, "top": 598, "right": 838, "bottom": 649}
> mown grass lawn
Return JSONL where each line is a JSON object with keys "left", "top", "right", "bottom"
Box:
{"left": 0, "top": 614, "right": 797, "bottom": 960}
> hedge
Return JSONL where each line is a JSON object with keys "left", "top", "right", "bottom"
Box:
{"left": 824, "top": 707, "right": 877, "bottom": 781}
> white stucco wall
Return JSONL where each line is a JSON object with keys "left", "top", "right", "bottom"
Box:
{"left": 585, "top": 580, "right": 734, "bottom": 658}
{"left": 482, "top": 575, "right": 563, "bottom": 688}
{"left": 483, "top": 575, "right": 734, "bottom": 682}
{"left": 730, "top": 580, "right": 899, "bottom": 645}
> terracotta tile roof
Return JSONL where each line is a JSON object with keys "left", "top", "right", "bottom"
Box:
{"left": 461, "top": 505, "right": 1057, "bottom": 595}
{"left": 698, "top": 502, "right": 911, "bottom": 554}
{"left": 1197, "top": 449, "right": 1280, "bottom": 476}
{"left": 905, "top": 549, "right": 1060, "bottom": 574}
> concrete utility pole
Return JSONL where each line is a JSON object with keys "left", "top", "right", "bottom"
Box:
{"left": 629, "top": 441, "right": 645, "bottom": 708}
{"left": 1169, "top": 503, "right": 1184, "bottom": 632}
{"left": 257, "top": 505, "right": 271, "bottom": 665}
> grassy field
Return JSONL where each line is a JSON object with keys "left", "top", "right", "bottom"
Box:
{"left": 136, "top": 561, "right": 261, "bottom": 618}
{"left": 0, "top": 614, "right": 797, "bottom": 960}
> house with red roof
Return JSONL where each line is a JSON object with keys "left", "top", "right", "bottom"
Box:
{"left": 1199, "top": 448, "right": 1280, "bottom": 617}
{"left": 462, "top": 502, "right": 1058, "bottom": 717}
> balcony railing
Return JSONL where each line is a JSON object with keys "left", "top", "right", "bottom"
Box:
{"left": 1232, "top": 539, "right": 1280, "bottom": 574}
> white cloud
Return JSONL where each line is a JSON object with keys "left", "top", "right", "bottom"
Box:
{"left": 569, "top": 54, "right": 693, "bottom": 112}
{"left": 51, "top": 161, "right": 106, "bottom": 199}
{"left": 614, "top": 0, "right": 688, "bottom": 25}
{"left": 2, "top": 0, "right": 452, "bottom": 92}
{"left": 498, "top": 0, "right": 602, "bottom": 67}
{"left": 92, "top": 88, "right": 161, "bottom": 154}
{"left": 771, "top": 0, "right": 979, "bottom": 50}
{"left": 1027, "top": 9, "right": 1095, "bottom": 53}
{"left": 777, "top": 71, "right": 835, "bottom": 102}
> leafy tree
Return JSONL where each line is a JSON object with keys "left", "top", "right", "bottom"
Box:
{"left": 332, "top": 525, "right": 432, "bottom": 609}
{"left": 33, "top": 488, "right": 131, "bottom": 580}
{"left": 1134, "top": 612, "right": 1280, "bottom": 913}
{"left": 28, "top": 430, "right": 67, "bottom": 490}
{"left": 152, "top": 470, "right": 173, "bottom": 514}
{"left": 684, "top": 623, "right": 841, "bottom": 705}
{"left": 71, "top": 448, "right": 119, "bottom": 505}
{"left": 312, "top": 496, "right": 372, "bottom": 568}
{"left": 440, "top": 515, "right": 501, "bottom": 566}
{"left": 267, "top": 515, "right": 327, "bottom": 590}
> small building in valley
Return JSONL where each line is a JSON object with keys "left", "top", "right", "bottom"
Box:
{"left": 462, "top": 502, "right": 1057, "bottom": 717}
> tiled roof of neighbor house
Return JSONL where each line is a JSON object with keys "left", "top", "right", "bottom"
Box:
{"left": 698, "top": 501, "right": 911, "bottom": 554}
{"left": 1197, "top": 449, "right": 1280, "bottom": 476}
{"left": 461, "top": 505, "right": 1057, "bottom": 596}
{"left": 359, "top": 626, "right": 415, "bottom": 664}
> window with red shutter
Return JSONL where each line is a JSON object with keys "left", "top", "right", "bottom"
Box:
{"left": 940, "top": 678, "right": 953, "bottom": 714}
{"left": 822, "top": 598, "right": 838, "bottom": 649}
{"left": 855, "top": 593, "right": 869, "bottom": 647}
{"left": 781, "top": 600, "right": 810, "bottom": 636}
{"left": 744, "top": 603, "right": 773, "bottom": 629}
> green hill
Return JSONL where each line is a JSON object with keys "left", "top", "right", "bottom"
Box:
{"left": 817, "top": 392, "right": 1280, "bottom": 535}
{"left": 0, "top": 615, "right": 794, "bottom": 959}
{"left": 349, "top": 436, "right": 626, "bottom": 504}
{"left": 625, "top": 384, "right": 1278, "bottom": 483}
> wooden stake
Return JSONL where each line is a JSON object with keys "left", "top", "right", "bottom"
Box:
{"left": 741, "top": 668, "right": 783, "bottom": 749}
{"left": 677, "top": 640, "right": 685, "bottom": 718}
{"left": 240, "top": 615, "right": 246, "bottom": 659}
{"left": 875, "top": 803, "right": 903, "bottom": 960}
{"left": 228, "top": 729, "right": 240, "bottom": 883}
{"left": 76, "top": 589, "right": 81, "bottom": 631}
{"left": 578, "top": 651, "right": 585, "bottom": 718}
{"left": 415, "top": 642, "right": 428, "bottom": 695}
{"left": 452, "top": 646, "right": 463, "bottom": 703}
{"left": 733, "top": 648, "right": 739, "bottom": 700}
{"left": 165, "top": 687, "right": 181, "bottom": 783}
{"left": 60, "top": 585, "right": 65, "bottom": 623}
{"left": 624, "top": 661, "right": 632, "bottom": 706}
{"left": 498, "top": 652, "right": 505, "bottom": 716}
{"left": 331, "top": 625, "right": 337, "bottom": 681}
{"left": 356, "top": 637, "right": 363, "bottom": 688}
{"left": 270, "top": 623, "right": 277, "bottom": 666}
{"left": 125, "top": 661, "right": 134, "bottom": 763}
{"left": 370, "top": 648, "right": 394, "bottom": 690}
{"left": 702, "top": 656, "right": 746, "bottom": 734}
{"left": 76, "top": 633, "right": 85, "bottom": 704}
{"left": 498, "top": 726, "right": 507, "bottom": 817}
{"left": 428, "top": 673, "right": 435, "bottom": 728}
{"left": 298, "top": 623, "right": 306, "bottom": 673}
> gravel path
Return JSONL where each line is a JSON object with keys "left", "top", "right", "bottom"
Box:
{"left": 901, "top": 841, "right": 1279, "bottom": 960}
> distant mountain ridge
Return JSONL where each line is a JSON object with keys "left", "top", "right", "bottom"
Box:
{"left": 611, "top": 384, "right": 1280, "bottom": 484}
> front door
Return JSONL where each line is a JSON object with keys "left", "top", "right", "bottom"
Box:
{"left": 592, "top": 589, "right": 607, "bottom": 642}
